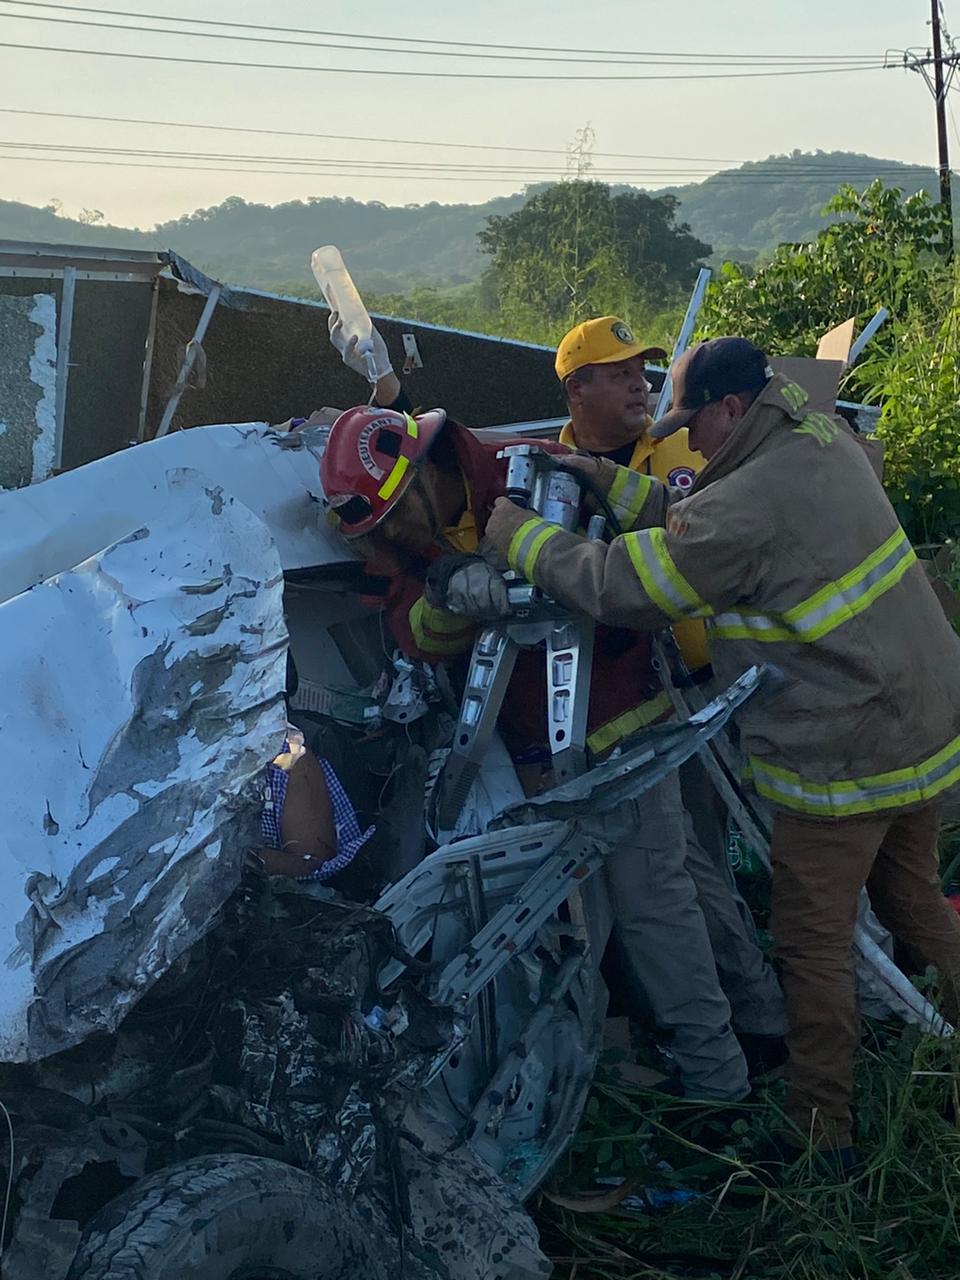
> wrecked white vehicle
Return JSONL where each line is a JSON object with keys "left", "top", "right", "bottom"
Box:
{"left": 0, "top": 417, "right": 779, "bottom": 1280}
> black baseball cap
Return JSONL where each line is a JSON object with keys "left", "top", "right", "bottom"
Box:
{"left": 650, "top": 338, "right": 772, "bottom": 439}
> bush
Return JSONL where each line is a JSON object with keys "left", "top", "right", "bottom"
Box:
{"left": 697, "top": 181, "right": 951, "bottom": 400}
{"left": 856, "top": 270, "right": 960, "bottom": 545}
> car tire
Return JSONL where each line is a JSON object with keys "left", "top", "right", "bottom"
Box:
{"left": 66, "top": 1153, "right": 392, "bottom": 1280}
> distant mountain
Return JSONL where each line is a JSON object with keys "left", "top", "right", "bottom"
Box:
{"left": 0, "top": 199, "right": 147, "bottom": 250}
{"left": 659, "top": 150, "right": 953, "bottom": 260}
{"left": 0, "top": 191, "right": 530, "bottom": 292}
{"left": 1, "top": 151, "right": 952, "bottom": 290}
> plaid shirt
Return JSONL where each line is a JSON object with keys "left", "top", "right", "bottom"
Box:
{"left": 261, "top": 749, "right": 374, "bottom": 883}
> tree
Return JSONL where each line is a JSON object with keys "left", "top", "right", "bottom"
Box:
{"left": 78, "top": 208, "right": 105, "bottom": 226}
{"left": 697, "top": 181, "right": 950, "bottom": 365}
{"left": 478, "top": 181, "right": 710, "bottom": 345}
{"left": 699, "top": 180, "right": 956, "bottom": 545}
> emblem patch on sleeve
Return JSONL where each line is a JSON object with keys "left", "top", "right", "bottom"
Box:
{"left": 667, "top": 466, "right": 696, "bottom": 493}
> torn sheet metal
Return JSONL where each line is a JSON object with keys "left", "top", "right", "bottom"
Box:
{"left": 0, "top": 420, "right": 355, "bottom": 608}
{"left": 0, "top": 292, "right": 57, "bottom": 489}
{"left": 0, "top": 467, "right": 288, "bottom": 1061}
{"left": 498, "top": 665, "right": 768, "bottom": 828}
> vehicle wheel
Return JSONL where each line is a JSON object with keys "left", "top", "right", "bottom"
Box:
{"left": 66, "top": 1154, "right": 392, "bottom": 1280}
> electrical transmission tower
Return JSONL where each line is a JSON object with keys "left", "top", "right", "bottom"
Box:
{"left": 565, "top": 124, "right": 597, "bottom": 181}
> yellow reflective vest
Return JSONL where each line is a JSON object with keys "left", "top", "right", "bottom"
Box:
{"left": 559, "top": 420, "right": 711, "bottom": 672}
{"left": 491, "top": 376, "right": 960, "bottom": 819}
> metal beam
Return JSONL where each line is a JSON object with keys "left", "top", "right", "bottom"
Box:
{"left": 137, "top": 277, "right": 160, "bottom": 443}
{"left": 0, "top": 266, "right": 155, "bottom": 283}
{"left": 0, "top": 238, "right": 162, "bottom": 267}
{"left": 848, "top": 308, "right": 890, "bottom": 366}
{"left": 53, "top": 266, "right": 77, "bottom": 472}
{"left": 653, "top": 267, "right": 712, "bottom": 421}
{"left": 153, "top": 284, "right": 222, "bottom": 439}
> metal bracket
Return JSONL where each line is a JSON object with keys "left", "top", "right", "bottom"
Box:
{"left": 401, "top": 332, "right": 423, "bottom": 372}
{"left": 848, "top": 308, "right": 890, "bottom": 366}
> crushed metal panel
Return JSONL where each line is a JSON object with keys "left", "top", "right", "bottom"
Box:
{"left": 0, "top": 292, "right": 57, "bottom": 488}
{"left": 0, "top": 421, "right": 354, "bottom": 608}
{"left": 0, "top": 467, "right": 288, "bottom": 1062}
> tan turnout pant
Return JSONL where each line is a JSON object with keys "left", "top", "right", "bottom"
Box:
{"left": 770, "top": 802, "right": 960, "bottom": 1148}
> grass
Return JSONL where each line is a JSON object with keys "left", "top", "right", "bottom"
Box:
{"left": 534, "top": 825, "right": 960, "bottom": 1280}
{"left": 536, "top": 1029, "right": 960, "bottom": 1279}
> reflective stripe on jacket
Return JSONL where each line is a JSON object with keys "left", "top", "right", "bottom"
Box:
{"left": 487, "top": 374, "right": 960, "bottom": 818}
{"left": 370, "top": 422, "right": 666, "bottom": 757}
{"left": 559, "top": 419, "right": 710, "bottom": 672}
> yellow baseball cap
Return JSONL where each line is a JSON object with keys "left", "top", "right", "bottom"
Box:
{"left": 555, "top": 315, "right": 668, "bottom": 381}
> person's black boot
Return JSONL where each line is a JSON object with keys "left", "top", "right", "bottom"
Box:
{"left": 736, "top": 1032, "right": 789, "bottom": 1081}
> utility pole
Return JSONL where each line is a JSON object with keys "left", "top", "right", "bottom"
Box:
{"left": 899, "top": 5, "right": 958, "bottom": 253}
{"left": 931, "top": 0, "right": 953, "bottom": 244}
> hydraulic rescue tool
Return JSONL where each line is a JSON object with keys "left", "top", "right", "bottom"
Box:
{"left": 437, "top": 446, "right": 605, "bottom": 830}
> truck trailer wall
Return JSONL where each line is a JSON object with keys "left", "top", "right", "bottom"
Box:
{"left": 145, "top": 281, "right": 568, "bottom": 434}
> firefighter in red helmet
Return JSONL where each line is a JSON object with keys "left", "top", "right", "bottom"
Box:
{"left": 319, "top": 405, "right": 446, "bottom": 540}
{"left": 320, "top": 403, "right": 554, "bottom": 656}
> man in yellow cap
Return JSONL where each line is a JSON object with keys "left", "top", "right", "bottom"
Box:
{"left": 555, "top": 315, "right": 787, "bottom": 1071}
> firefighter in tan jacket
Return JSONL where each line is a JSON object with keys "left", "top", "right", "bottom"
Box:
{"left": 555, "top": 317, "right": 787, "bottom": 1078}
{"left": 486, "top": 336, "right": 960, "bottom": 1159}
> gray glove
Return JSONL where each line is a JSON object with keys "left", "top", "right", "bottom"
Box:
{"left": 327, "top": 310, "right": 393, "bottom": 383}
{"left": 446, "top": 560, "right": 510, "bottom": 619}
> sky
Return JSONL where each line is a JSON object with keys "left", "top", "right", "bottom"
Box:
{"left": 0, "top": 0, "right": 952, "bottom": 228}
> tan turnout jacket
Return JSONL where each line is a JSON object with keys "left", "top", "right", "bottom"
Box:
{"left": 486, "top": 374, "right": 960, "bottom": 818}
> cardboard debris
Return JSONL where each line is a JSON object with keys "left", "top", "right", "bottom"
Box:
{"left": 816, "top": 317, "right": 856, "bottom": 364}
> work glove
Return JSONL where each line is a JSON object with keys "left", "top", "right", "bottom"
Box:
{"left": 328, "top": 310, "right": 393, "bottom": 383}
{"left": 557, "top": 451, "right": 619, "bottom": 493}
{"left": 425, "top": 554, "right": 510, "bottom": 621}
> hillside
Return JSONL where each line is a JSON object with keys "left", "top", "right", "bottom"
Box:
{"left": 662, "top": 149, "right": 952, "bottom": 258}
{"left": 1, "top": 151, "right": 952, "bottom": 291}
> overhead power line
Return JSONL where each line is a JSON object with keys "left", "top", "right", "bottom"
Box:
{"left": 0, "top": 0, "right": 887, "bottom": 63}
{"left": 0, "top": 137, "right": 935, "bottom": 179}
{"left": 0, "top": 142, "right": 941, "bottom": 186}
{"left": 4, "top": 154, "right": 942, "bottom": 185}
{"left": 0, "top": 6, "right": 889, "bottom": 67}
{"left": 0, "top": 39, "right": 891, "bottom": 81}
{"left": 0, "top": 104, "right": 747, "bottom": 164}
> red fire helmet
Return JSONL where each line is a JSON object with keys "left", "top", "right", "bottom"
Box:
{"left": 319, "top": 404, "right": 447, "bottom": 537}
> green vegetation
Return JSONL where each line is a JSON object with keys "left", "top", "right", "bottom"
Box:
{"left": 281, "top": 181, "right": 706, "bottom": 349}
{"left": 857, "top": 271, "right": 960, "bottom": 548}
{"left": 698, "top": 180, "right": 958, "bottom": 549}
{"left": 536, "top": 1021, "right": 960, "bottom": 1280}
{"left": 475, "top": 181, "right": 708, "bottom": 345}
{"left": 536, "top": 823, "right": 960, "bottom": 1279}
{"left": 697, "top": 181, "right": 951, "bottom": 367}
{"left": 3, "top": 149, "right": 953, "bottom": 293}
